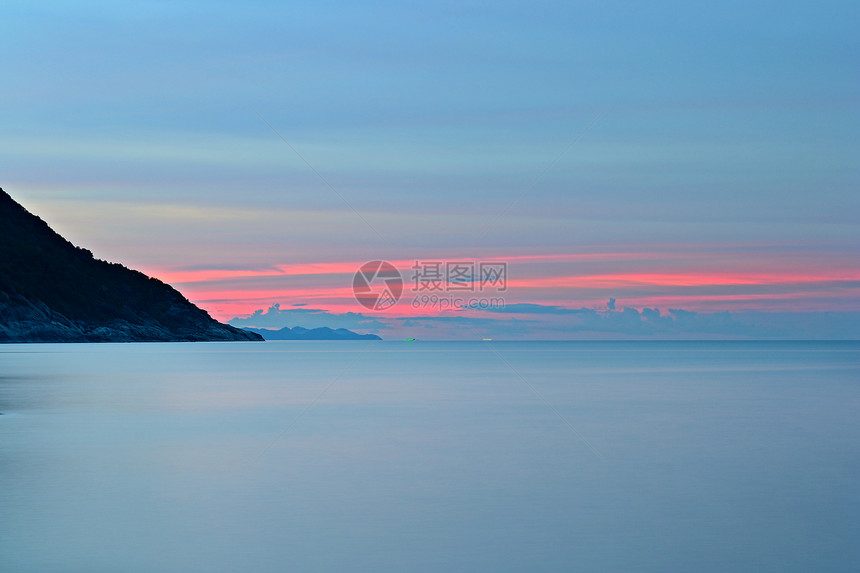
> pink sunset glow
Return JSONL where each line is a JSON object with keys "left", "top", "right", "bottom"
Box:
{"left": 140, "top": 246, "right": 859, "bottom": 323}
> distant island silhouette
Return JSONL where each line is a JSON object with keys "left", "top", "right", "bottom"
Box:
{"left": 244, "top": 326, "right": 381, "bottom": 341}
{"left": 0, "top": 188, "right": 262, "bottom": 343}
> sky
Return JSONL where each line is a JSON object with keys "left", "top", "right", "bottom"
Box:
{"left": 2, "top": 0, "right": 858, "bottom": 338}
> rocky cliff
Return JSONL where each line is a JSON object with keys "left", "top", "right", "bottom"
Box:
{"left": 0, "top": 188, "right": 262, "bottom": 343}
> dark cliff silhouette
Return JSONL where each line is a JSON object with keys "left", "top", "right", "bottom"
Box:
{"left": 0, "top": 188, "right": 262, "bottom": 342}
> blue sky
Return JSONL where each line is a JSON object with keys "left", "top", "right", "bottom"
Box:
{"left": 2, "top": 0, "right": 858, "bottom": 338}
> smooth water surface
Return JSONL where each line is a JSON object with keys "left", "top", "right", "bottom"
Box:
{"left": 1, "top": 341, "right": 859, "bottom": 571}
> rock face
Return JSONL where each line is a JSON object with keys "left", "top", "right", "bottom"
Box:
{"left": 244, "top": 326, "right": 382, "bottom": 340}
{"left": 0, "top": 188, "right": 262, "bottom": 343}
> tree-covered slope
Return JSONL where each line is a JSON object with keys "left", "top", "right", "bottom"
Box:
{"left": 0, "top": 188, "right": 262, "bottom": 342}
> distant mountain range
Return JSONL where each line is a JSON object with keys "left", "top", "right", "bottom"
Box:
{"left": 0, "top": 188, "right": 262, "bottom": 343}
{"left": 244, "top": 326, "right": 382, "bottom": 341}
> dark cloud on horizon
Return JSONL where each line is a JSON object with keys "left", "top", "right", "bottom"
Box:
{"left": 229, "top": 303, "right": 387, "bottom": 332}
{"left": 230, "top": 301, "right": 860, "bottom": 340}
{"left": 470, "top": 300, "right": 860, "bottom": 339}
{"left": 462, "top": 302, "right": 590, "bottom": 315}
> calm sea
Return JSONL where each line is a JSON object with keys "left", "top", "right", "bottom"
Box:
{"left": 1, "top": 341, "right": 858, "bottom": 572}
